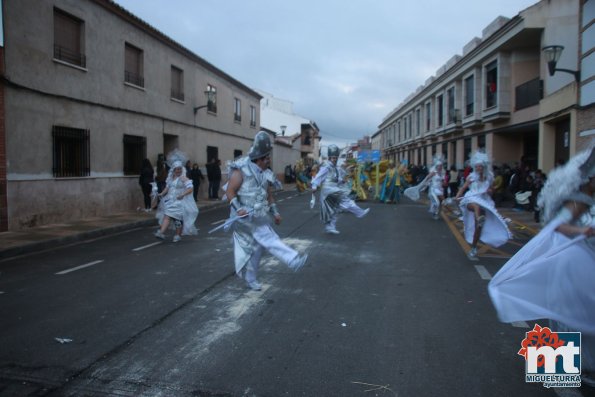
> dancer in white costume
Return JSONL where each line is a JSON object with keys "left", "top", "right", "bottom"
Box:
{"left": 226, "top": 131, "right": 308, "bottom": 291}
{"left": 455, "top": 151, "right": 511, "bottom": 260}
{"left": 488, "top": 146, "right": 595, "bottom": 384}
{"left": 403, "top": 156, "right": 446, "bottom": 220}
{"left": 310, "top": 145, "right": 369, "bottom": 234}
{"left": 154, "top": 151, "right": 198, "bottom": 242}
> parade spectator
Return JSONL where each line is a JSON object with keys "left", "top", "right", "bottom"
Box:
{"left": 448, "top": 165, "right": 459, "bottom": 198}
{"left": 190, "top": 163, "right": 205, "bottom": 202}
{"left": 206, "top": 158, "right": 222, "bottom": 199}
{"left": 492, "top": 166, "right": 506, "bottom": 207}
{"left": 138, "top": 158, "right": 154, "bottom": 212}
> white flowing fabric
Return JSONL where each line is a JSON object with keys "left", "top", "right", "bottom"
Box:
{"left": 403, "top": 177, "right": 429, "bottom": 202}
{"left": 459, "top": 172, "right": 511, "bottom": 247}
{"left": 489, "top": 216, "right": 595, "bottom": 335}
{"left": 156, "top": 177, "right": 198, "bottom": 235}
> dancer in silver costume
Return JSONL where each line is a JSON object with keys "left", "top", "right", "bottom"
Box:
{"left": 226, "top": 131, "right": 308, "bottom": 291}
{"left": 311, "top": 145, "right": 369, "bottom": 234}
{"left": 154, "top": 151, "right": 198, "bottom": 242}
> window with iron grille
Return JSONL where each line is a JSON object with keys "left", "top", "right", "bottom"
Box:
{"left": 123, "top": 135, "right": 147, "bottom": 175}
{"left": 250, "top": 106, "right": 256, "bottom": 127}
{"left": 125, "top": 43, "right": 144, "bottom": 87}
{"left": 52, "top": 126, "right": 90, "bottom": 177}
{"left": 171, "top": 66, "right": 184, "bottom": 101}
{"left": 234, "top": 98, "right": 241, "bottom": 122}
{"left": 54, "top": 8, "right": 86, "bottom": 67}
{"left": 206, "top": 84, "right": 217, "bottom": 113}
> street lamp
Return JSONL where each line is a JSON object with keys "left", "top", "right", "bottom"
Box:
{"left": 280, "top": 125, "right": 287, "bottom": 136}
{"left": 542, "top": 45, "right": 580, "bottom": 82}
{"left": 193, "top": 90, "right": 216, "bottom": 114}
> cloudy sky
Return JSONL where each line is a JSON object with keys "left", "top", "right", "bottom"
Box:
{"left": 115, "top": 0, "right": 538, "bottom": 146}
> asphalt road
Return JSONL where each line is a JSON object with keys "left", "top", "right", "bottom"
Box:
{"left": 0, "top": 191, "right": 591, "bottom": 397}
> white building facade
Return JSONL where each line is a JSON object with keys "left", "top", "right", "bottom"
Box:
{"left": 377, "top": 0, "right": 593, "bottom": 173}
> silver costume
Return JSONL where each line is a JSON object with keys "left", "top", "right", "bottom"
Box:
{"left": 311, "top": 159, "right": 368, "bottom": 233}
{"left": 229, "top": 156, "right": 302, "bottom": 284}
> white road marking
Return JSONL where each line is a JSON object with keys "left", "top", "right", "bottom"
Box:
{"left": 0, "top": 291, "right": 5, "bottom": 295}
{"left": 132, "top": 242, "right": 162, "bottom": 251}
{"left": 55, "top": 260, "right": 104, "bottom": 275}
{"left": 474, "top": 265, "right": 492, "bottom": 280}
{"left": 277, "top": 199, "right": 285, "bottom": 202}
{"left": 511, "top": 321, "right": 530, "bottom": 328}
{"left": 211, "top": 219, "right": 226, "bottom": 225}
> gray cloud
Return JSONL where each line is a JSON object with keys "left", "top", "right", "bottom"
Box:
{"left": 115, "top": 0, "right": 538, "bottom": 143}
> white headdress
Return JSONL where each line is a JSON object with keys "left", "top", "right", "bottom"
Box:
{"left": 430, "top": 154, "right": 445, "bottom": 173}
{"left": 165, "top": 149, "right": 188, "bottom": 181}
{"left": 538, "top": 144, "right": 595, "bottom": 223}
{"left": 470, "top": 150, "right": 489, "bottom": 168}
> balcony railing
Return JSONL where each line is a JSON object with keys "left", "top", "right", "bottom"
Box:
{"left": 171, "top": 89, "right": 184, "bottom": 101}
{"left": 125, "top": 70, "right": 144, "bottom": 87}
{"left": 515, "top": 77, "right": 542, "bottom": 110}
{"left": 54, "top": 44, "right": 86, "bottom": 68}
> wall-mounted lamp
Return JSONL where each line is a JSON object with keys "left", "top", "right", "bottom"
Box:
{"left": 280, "top": 125, "right": 287, "bottom": 136}
{"left": 542, "top": 45, "right": 580, "bottom": 82}
{"left": 194, "top": 90, "right": 216, "bottom": 114}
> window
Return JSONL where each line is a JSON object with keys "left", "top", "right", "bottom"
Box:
{"left": 464, "top": 137, "right": 472, "bottom": 163}
{"left": 515, "top": 78, "right": 541, "bottom": 110}
{"left": 234, "top": 98, "right": 241, "bottom": 122}
{"left": 408, "top": 114, "right": 413, "bottom": 138}
{"left": 403, "top": 118, "right": 407, "bottom": 140}
{"left": 425, "top": 102, "right": 431, "bottom": 132}
{"left": 250, "top": 105, "right": 256, "bottom": 127}
{"left": 53, "top": 8, "right": 85, "bottom": 67}
{"left": 485, "top": 60, "right": 498, "bottom": 108}
{"left": 464, "top": 75, "right": 474, "bottom": 116}
{"left": 206, "top": 84, "right": 217, "bottom": 113}
{"left": 207, "top": 146, "right": 218, "bottom": 163}
{"left": 437, "top": 95, "right": 444, "bottom": 127}
{"left": 477, "top": 135, "right": 486, "bottom": 151}
{"left": 125, "top": 43, "right": 144, "bottom": 87}
{"left": 397, "top": 121, "right": 401, "bottom": 142}
{"left": 234, "top": 150, "right": 243, "bottom": 159}
{"left": 52, "top": 126, "right": 90, "bottom": 177}
{"left": 415, "top": 109, "right": 421, "bottom": 136}
{"left": 447, "top": 87, "right": 455, "bottom": 124}
{"left": 123, "top": 135, "right": 147, "bottom": 175}
{"left": 171, "top": 66, "right": 184, "bottom": 101}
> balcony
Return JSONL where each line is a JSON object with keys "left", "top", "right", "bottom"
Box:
{"left": 515, "top": 78, "right": 542, "bottom": 110}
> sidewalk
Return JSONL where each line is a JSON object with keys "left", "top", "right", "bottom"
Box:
{"left": 0, "top": 199, "right": 227, "bottom": 261}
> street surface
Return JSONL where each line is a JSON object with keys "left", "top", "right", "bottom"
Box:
{"left": 0, "top": 192, "right": 592, "bottom": 396}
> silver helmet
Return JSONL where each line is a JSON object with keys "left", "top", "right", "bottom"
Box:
{"left": 328, "top": 145, "right": 340, "bottom": 158}
{"left": 249, "top": 131, "right": 272, "bottom": 160}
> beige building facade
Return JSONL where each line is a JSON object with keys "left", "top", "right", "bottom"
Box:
{"left": 376, "top": 0, "right": 593, "bottom": 174}
{"left": 1, "top": 0, "right": 263, "bottom": 230}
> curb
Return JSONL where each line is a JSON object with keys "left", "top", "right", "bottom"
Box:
{"left": 0, "top": 218, "right": 158, "bottom": 261}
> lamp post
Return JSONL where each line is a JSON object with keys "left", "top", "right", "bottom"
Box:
{"left": 280, "top": 125, "right": 287, "bottom": 136}
{"left": 542, "top": 45, "right": 580, "bottom": 82}
{"left": 194, "top": 90, "right": 216, "bottom": 115}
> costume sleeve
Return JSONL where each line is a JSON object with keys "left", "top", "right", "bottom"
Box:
{"left": 311, "top": 165, "right": 329, "bottom": 189}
